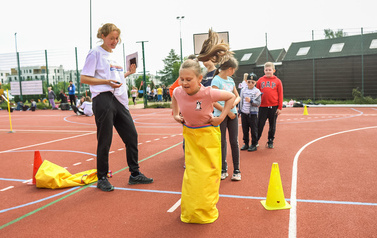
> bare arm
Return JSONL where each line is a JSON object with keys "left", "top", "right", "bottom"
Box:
{"left": 80, "top": 75, "right": 122, "bottom": 88}
{"left": 172, "top": 95, "right": 184, "bottom": 124}
{"left": 210, "top": 91, "right": 236, "bottom": 126}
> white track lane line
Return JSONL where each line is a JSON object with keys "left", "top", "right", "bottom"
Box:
{"left": 1, "top": 186, "right": 14, "bottom": 192}
{"left": 167, "top": 199, "right": 181, "bottom": 213}
{"left": 0, "top": 132, "right": 96, "bottom": 154}
{"left": 288, "top": 126, "right": 377, "bottom": 238}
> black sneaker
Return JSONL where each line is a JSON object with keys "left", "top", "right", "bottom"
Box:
{"left": 240, "top": 144, "right": 249, "bottom": 150}
{"left": 248, "top": 145, "right": 257, "bottom": 152}
{"left": 266, "top": 140, "right": 274, "bottom": 149}
{"left": 128, "top": 173, "right": 154, "bottom": 185}
{"left": 97, "top": 177, "right": 114, "bottom": 192}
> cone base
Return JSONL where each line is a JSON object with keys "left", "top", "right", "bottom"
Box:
{"left": 261, "top": 200, "right": 291, "bottom": 210}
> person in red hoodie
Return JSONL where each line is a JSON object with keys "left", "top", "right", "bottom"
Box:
{"left": 256, "top": 62, "right": 283, "bottom": 149}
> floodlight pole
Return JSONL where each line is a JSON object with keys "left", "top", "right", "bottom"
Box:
{"left": 15, "top": 32, "right": 23, "bottom": 101}
{"left": 177, "top": 16, "right": 185, "bottom": 63}
{"left": 90, "top": 0, "right": 92, "bottom": 49}
{"left": 136, "top": 41, "right": 148, "bottom": 108}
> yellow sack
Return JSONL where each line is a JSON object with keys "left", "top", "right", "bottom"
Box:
{"left": 35, "top": 160, "right": 97, "bottom": 189}
{"left": 181, "top": 124, "right": 221, "bottom": 224}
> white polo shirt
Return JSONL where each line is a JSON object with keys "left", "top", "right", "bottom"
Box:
{"left": 81, "top": 46, "right": 129, "bottom": 109}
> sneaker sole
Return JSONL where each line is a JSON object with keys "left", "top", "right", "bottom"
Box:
{"left": 128, "top": 180, "right": 154, "bottom": 185}
{"left": 97, "top": 185, "right": 114, "bottom": 192}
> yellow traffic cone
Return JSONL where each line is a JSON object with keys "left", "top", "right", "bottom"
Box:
{"left": 303, "top": 105, "right": 309, "bottom": 115}
{"left": 261, "top": 163, "right": 291, "bottom": 210}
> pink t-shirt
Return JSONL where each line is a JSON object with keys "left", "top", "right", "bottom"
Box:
{"left": 173, "top": 85, "right": 222, "bottom": 126}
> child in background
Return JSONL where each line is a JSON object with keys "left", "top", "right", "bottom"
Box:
{"left": 72, "top": 96, "right": 93, "bottom": 116}
{"left": 256, "top": 62, "right": 283, "bottom": 149}
{"left": 47, "top": 87, "right": 56, "bottom": 109}
{"left": 200, "top": 30, "right": 241, "bottom": 181}
{"left": 130, "top": 86, "right": 138, "bottom": 105}
{"left": 172, "top": 57, "right": 235, "bottom": 224}
{"left": 157, "top": 85, "right": 163, "bottom": 102}
{"left": 239, "top": 73, "right": 261, "bottom": 152}
{"left": 30, "top": 99, "right": 37, "bottom": 111}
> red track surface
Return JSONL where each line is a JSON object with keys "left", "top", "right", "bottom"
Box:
{"left": 1, "top": 107, "right": 376, "bottom": 237}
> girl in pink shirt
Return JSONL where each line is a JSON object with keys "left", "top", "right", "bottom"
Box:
{"left": 172, "top": 58, "right": 235, "bottom": 224}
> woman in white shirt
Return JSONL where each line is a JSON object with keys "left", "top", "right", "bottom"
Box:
{"left": 80, "top": 23, "right": 153, "bottom": 192}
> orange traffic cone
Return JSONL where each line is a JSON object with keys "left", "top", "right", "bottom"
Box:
{"left": 28, "top": 151, "right": 43, "bottom": 185}
{"left": 261, "top": 163, "right": 291, "bottom": 210}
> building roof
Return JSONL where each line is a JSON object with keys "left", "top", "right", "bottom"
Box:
{"left": 269, "top": 49, "right": 286, "bottom": 62}
{"left": 283, "top": 32, "right": 377, "bottom": 61}
{"left": 233, "top": 47, "right": 274, "bottom": 66}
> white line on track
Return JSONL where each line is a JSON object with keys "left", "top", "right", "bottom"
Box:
{"left": 86, "top": 158, "right": 94, "bottom": 161}
{"left": 288, "top": 125, "right": 377, "bottom": 238}
{"left": 0, "top": 132, "right": 96, "bottom": 154}
{"left": 167, "top": 199, "right": 181, "bottom": 213}
{"left": 73, "top": 162, "right": 81, "bottom": 166}
{"left": 1, "top": 186, "right": 14, "bottom": 192}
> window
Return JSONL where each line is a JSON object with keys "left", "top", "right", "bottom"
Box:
{"left": 370, "top": 39, "right": 377, "bottom": 49}
{"left": 296, "top": 47, "right": 310, "bottom": 56}
{"left": 329, "top": 43, "right": 344, "bottom": 53}
{"left": 241, "top": 53, "right": 252, "bottom": 61}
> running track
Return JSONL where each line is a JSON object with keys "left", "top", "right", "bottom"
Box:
{"left": 0, "top": 106, "right": 376, "bottom": 237}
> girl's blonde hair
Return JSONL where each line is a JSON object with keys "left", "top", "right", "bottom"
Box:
{"left": 197, "top": 29, "right": 234, "bottom": 65}
{"left": 243, "top": 73, "right": 248, "bottom": 81}
{"left": 97, "top": 23, "right": 121, "bottom": 43}
{"left": 180, "top": 29, "right": 238, "bottom": 77}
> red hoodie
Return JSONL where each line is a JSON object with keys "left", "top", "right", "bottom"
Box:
{"left": 256, "top": 75, "right": 283, "bottom": 110}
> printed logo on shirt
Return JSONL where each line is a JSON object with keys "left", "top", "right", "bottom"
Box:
{"left": 110, "top": 64, "right": 124, "bottom": 72}
{"left": 195, "top": 101, "right": 202, "bottom": 110}
{"left": 260, "top": 81, "right": 276, "bottom": 89}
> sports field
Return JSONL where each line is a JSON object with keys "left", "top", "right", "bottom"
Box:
{"left": 1, "top": 106, "right": 376, "bottom": 237}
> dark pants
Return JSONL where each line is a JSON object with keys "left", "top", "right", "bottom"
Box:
{"left": 220, "top": 115, "right": 240, "bottom": 173}
{"left": 93, "top": 92, "right": 139, "bottom": 178}
{"left": 69, "top": 94, "right": 76, "bottom": 106}
{"left": 241, "top": 113, "right": 258, "bottom": 146}
{"left": 257, "top": 106, "right": 278, "bottom": 142}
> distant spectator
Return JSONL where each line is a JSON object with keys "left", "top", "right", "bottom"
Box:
{"left": 72, "top": 96, "right": 93, "bottom": 116}
{"left": 30, "top": 99, "right": 37, "bottom": 111}
{"left": 16, "top": 101, "right": 23, "bottom": 111}
{"left": 68, "top": 80, "right": 76, "bottom": 107}
{"left": 48, "top": 87, "right": 57, "bottom": 109}
{"left": 59, "top": 90, "right": 68, "bottom": 103}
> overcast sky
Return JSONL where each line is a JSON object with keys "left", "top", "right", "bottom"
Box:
{"left": 1, "top": 0, "right": 376, "bottom": 73}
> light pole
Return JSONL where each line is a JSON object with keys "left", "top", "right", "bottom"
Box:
{"left": 176, "top": 16, "right": 184, "bottom": 63}
{"left": 90, "top": 0, "right": 92, "bottom": 49}
{"left": 136, "top": 41, "right": 148, "bottom": 108}
{"left": 15, "top": 32, "right": 23, "bottom": 101}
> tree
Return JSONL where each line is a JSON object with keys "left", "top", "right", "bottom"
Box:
{"left": 158, "top": 49, "right": 181, "bottom": 86}
{"left": 324, "top": 29, "right": 346, "bottom": 39}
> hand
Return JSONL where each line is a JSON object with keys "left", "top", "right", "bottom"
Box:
{"left": 245, "top": 97, "right": 251, "bottom": 102}
{"left": 228, "top": 111, "right": 236, "bottom": 120}
{"left": 209, "top": 116, "right": 222, "bottom": 127}
{"left": 276, "top": 109, "right": 281, "bottom": 115}
{"left": 174, "top": 115, "right": 185, "bottom": 124}
{"left": 108, "top": 80, "right": 122, "bottom": 88}
{"left": 128, "top": 64, "right": 136, "bottom": 75}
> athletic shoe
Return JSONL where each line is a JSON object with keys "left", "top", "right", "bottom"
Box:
{"left": 97, "top": 177, "right": 114, "bottom": 192}
{"left": 248, "top": 145, "right": 257, "bottom": 152}
{"left": 221, "top": 172, "right": 228, "bottom": 180}
{"left": 128, "top": 173, "right": 154, "bottom": 185}
{"left": 240, "top": 144, "right": 249, "bottom": 150}
{"left": 266, "top": 140, "right": 274, "bottom": 149}
{"left": 256, "top": 143, "right": 259, "bottom": 147}
{"left": 231, "top": 170, "right": 241, "bottom": 181}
